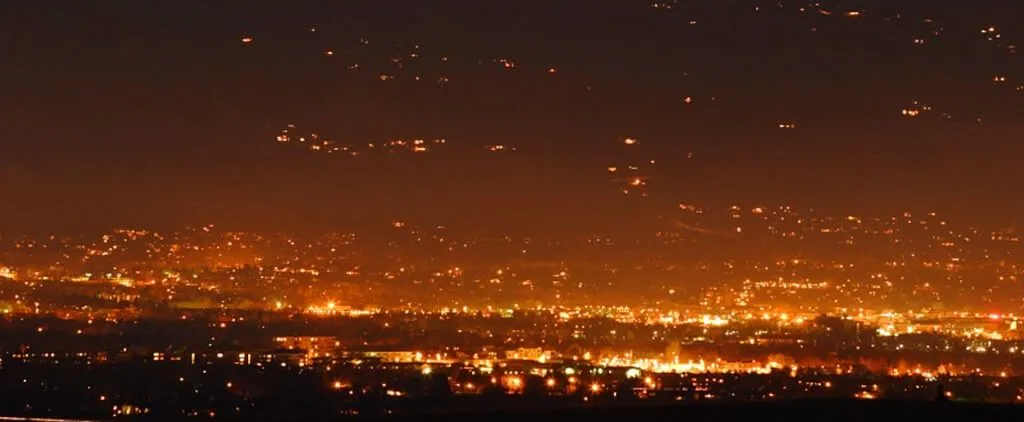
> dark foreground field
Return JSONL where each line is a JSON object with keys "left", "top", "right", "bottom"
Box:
{"left": 371, "top": 400, "right": 1024, "bottom": 422}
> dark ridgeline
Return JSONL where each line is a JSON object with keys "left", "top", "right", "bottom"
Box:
{"left": 370, "top": 401, "right": 1024, "bottom": 422}
{"left": 56, "top": 399, "right": 1021, "bottom": 421}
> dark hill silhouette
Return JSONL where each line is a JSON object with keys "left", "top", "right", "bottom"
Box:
{"left": 363, "top": 400, "right": 1021, "bottom": 422}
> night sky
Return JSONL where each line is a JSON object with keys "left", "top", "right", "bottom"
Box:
{"left": 1, "top": 0, "right": 1022, "bottom": 234}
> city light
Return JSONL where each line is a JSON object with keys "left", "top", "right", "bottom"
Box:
{"left": 4, "top": 0, "right": 1024, "bottom": 417}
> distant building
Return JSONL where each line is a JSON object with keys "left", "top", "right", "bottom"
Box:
{"left": 0, "top": 266, "right": 15, "bottom": 280}
{"left": 274, "top": 336, "right": 340, "bottom": 358}
{"left": 505, "top": 347, "right": 553, "bottom": 362}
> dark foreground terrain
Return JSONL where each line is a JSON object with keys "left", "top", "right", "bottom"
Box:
{"left": 7, "top": 399, "right": 1022, "bottom": 421}
{"left": 369, "top": 400, "right": 1024, "bottom": 422}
